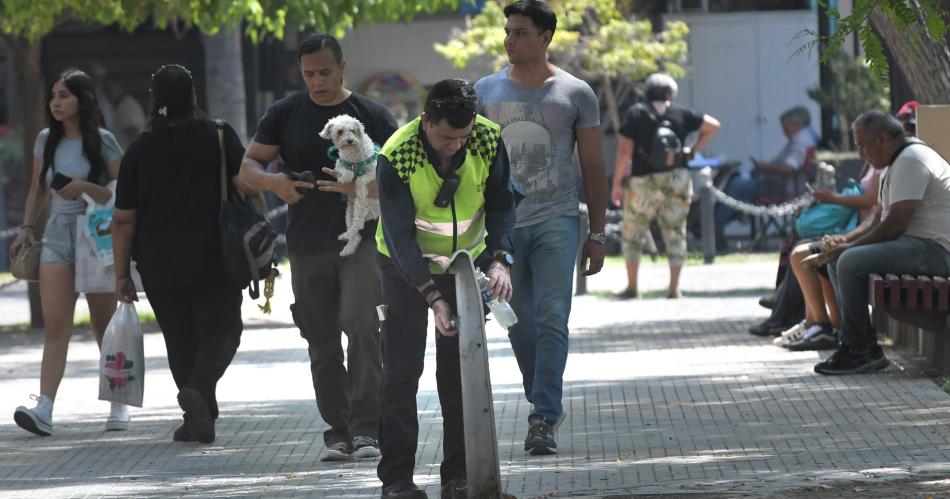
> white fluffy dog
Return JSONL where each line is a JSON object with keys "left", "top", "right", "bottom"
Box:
{"left": 319, "top": 114, "right": 380, "bottom": 257}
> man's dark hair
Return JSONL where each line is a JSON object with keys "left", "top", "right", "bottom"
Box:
{"left": 504, "top": 0, "right": 557, "bottom": 35}
{"left": 297, "top": 33, "right": 343, "bottom": 63}
{"left": 425, "top": 78, "right": 477, "bottom": 129}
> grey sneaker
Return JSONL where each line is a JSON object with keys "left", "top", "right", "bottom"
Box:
{"left": 319, "top": 441, "right": 351, "bottom": 461}
{"left": 351, "top": 436, "right": 381, "bottom": 458}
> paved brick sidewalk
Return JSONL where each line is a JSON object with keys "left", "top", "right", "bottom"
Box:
{"left": 2, "top": 262, "right": 950, "bottom": 497}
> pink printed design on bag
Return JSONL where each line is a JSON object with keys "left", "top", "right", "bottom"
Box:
{"left": 103, "top": 351, "right": 136, "bottom": 390}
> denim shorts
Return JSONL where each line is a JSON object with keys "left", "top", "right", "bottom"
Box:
{"left": 40, "top": 213, "right": 79, "bottom": 265}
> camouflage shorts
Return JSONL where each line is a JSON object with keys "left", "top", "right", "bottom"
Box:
{"left": 622, "top": 169, "right": 693, "bottom": 265}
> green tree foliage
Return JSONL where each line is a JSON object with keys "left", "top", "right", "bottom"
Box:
{"left": 807, "top": 49, "right": 889, "bottom": 150}
{"left": 817, "top": 0, "right": 949, "bottom": 86}
{"left": 0, "top": 0, "right": 459, "bottom": 41}
{"left": 434, "top": 0, "right": 689, "bottom": 129}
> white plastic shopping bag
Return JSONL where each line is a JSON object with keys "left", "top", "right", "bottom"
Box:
{"left": 75, "top": 220, "right": 115, "bottom": 293}
{"left": 75, "top": 180, "right": 143, "bottom": 293}
{"left": 98, "top": 302, "right": 145, "bottom": 407}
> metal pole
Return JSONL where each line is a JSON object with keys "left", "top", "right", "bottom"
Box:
{"left": 452, "top": 251, "right": 504, "bottom": 498}
{"left": 699, "top": 167, "right": 716, "bottom": 264}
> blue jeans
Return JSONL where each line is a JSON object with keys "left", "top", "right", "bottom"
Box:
{"left": 508, "top": 215, "right": 579, "bottom": 425}
{"left": 830, "top": 236, "right": 950, "bottom": 352}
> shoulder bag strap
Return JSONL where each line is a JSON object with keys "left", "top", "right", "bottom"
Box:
{"left": 216, "top": 119, "right": 227, "bottom": 205}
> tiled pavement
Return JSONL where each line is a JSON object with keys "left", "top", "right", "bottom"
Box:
{"left": 2, "top": 262, "right": 950, "bottom": 497}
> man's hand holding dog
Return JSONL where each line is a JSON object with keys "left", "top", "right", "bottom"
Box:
{"left": 317, "top": 167, "right": 378, "bottom": 198}
{"left": 486, "top": 261, "right": 513, "bottom": 301}
{"left": 273, "top": 173, "right": 313, "bottom": 204}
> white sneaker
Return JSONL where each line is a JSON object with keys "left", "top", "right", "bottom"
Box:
{"left": 105, "top": 402, "right": 130, "bottom": 431}
{"left": 773, "top": 321, "right": 807, "bottom": 347}
{"left": 14, "top": 394, "right": 53, "bottom": 436}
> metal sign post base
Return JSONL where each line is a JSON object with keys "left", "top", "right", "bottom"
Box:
{"left": 451, "top": 251, "right": 506, "bottom": 498}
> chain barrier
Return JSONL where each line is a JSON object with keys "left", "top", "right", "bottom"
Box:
{"left": 705, "top": 181, "right": 813, "bottom": 217}
{"left": 581, "top": 180, "right": 811, "bottom": 242}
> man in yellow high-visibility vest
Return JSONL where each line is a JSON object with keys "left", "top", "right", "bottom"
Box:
{"left": 375, "top": 78, "right": 517, "bottom": 499}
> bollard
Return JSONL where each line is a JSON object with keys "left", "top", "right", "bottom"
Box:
{"left": 699, "top": 167, "right": 717, "bottom": 264}
{"left": 451, "top": 251, "right": 505, "bottom": 498}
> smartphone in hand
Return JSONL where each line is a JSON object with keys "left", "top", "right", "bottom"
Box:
{"left": 50, "top": 172, "right": 72, "bottom": 190}
{"left": 286, "top": 170, "right": 316, "bottom": 194}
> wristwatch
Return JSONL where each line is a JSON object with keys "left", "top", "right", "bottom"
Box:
{"left": 492, "top": 250, "right": 514, "bottom": 269}
{"left": 588, "top": 232, "right": 607, "bottom": 245}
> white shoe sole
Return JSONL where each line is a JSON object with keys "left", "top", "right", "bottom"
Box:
{"left": 105, "top": 418, "right": 130, "bottom": 431}
{"left": 14, "top": 408, "right": 52, "bottom": 436}
{"left": 352, "top": 446, "right": 381, "bottom": 459}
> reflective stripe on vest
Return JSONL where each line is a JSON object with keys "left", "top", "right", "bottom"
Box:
{"left": 376, "top": 115, "right": 500, "bottom": 274}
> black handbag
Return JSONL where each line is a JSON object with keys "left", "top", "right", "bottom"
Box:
{"left": 216, "top": 120, "right": 277, "bottom": 300}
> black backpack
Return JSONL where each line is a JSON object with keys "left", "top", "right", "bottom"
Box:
{"left": 216, "top": 120, "right": 278, "bottom": 299}
{"left": 639, "top": 103, "right": 684, "bottom": 172}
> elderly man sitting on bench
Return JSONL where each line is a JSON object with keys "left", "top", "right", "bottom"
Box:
{"left": 817, "top": 110, "right": 950, "bottom": 375}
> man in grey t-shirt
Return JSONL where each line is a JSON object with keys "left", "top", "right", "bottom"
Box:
{"left": 474, "top": 0, "right": 607, "bottom": 456}
{"left": 817, "top": 110, "right": 950, "bottom": 375}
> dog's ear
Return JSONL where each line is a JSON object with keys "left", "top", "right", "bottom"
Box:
{"left": 319, "top": 122, "right": 335, "bottom": 140}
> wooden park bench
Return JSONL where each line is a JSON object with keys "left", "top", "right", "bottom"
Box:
{"left": 869, "top": 273, "right": 950, "bottom": 374}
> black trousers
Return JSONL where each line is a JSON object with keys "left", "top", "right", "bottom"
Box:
{"left": 144, "top": 279, "right": 243, "bottom": 419}
{"left": 289, "top": 239, "right": 382, "bottom": 445}
{"left": 376, "top": 254, "right": 465, "bottom": 488}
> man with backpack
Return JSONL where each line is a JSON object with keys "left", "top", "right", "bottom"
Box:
{"left": 609, "top": 73, "right": 721, "bottom": 299}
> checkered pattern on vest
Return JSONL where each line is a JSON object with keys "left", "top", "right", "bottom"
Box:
{"left": 388, "top": 121, "right": 500, "bottom": 183}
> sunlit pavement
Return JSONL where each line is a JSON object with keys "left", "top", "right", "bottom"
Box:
{"left": 2, "top": 261, "right": 950, "bottom": 497}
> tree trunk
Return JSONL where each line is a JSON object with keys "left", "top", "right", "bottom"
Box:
{"left": 202, "top": 29, "right": 248, "bottom": 142}
{"left": 5, "top": 35, "right": 46, "bottom": 328}
{"left": 869, "top": 6, "right": 950, "bottom": 103}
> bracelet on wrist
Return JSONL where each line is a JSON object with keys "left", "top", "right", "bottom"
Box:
{"left": 20, "top": 225, "right": 33, "bottom": 231}
{"left": 428, "top": 295, "right": 447, "bottom": 308}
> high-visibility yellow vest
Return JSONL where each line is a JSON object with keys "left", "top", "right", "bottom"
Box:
{"left": 376, "top": 115, "right": 501, "bottom": 273}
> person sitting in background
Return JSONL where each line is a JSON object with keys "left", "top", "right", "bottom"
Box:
{"left": 717, "top": 106, "right": 819, "bottom": 228}
{"left": 775, "top": 162, "right": 880, "bottom": 351}
{"left": 816, "top": 110, "right": 950, "bottom": 375}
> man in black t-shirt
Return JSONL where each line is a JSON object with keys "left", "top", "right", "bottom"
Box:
{"left": 239, "top": 34, "right": 398, "bottom": 462}
{"left": 609, "top": 73, "right": 720, "bottom": 299}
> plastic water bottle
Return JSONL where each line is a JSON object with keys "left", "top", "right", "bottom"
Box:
{"left": 476, "top": 270, "right": 518, "bottom": 328}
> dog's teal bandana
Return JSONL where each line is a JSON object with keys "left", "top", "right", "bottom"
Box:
{"left": 327, "top": 144, "right": 380, "bottom": 177}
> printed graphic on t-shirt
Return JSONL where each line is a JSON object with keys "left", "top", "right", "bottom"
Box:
{"left": 485, "top": 101, "right": 573, "bottom": 207}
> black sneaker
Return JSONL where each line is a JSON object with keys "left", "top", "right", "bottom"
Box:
{"left": 814, "top": 345, "right": 889, "bottom": 375}
{"left": 524, "top": 418, "right": 557, "bottom": 455}
{"left": 786, "top": 324, "right": 838, "bottom": 351}
{"left": 319, "top": 441, "right": 351, "bottom": 461}
{"left": 440, "top": 477, "right": 467, "bottom": 499}
{"left": 381, "top": 481, "right": 427, "bottom": 498}
{"left": 177, "top": 388, "right": 214, "bottom": 444}
{"left": 352, "top": 436, "right": 381, "bottom": 458}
